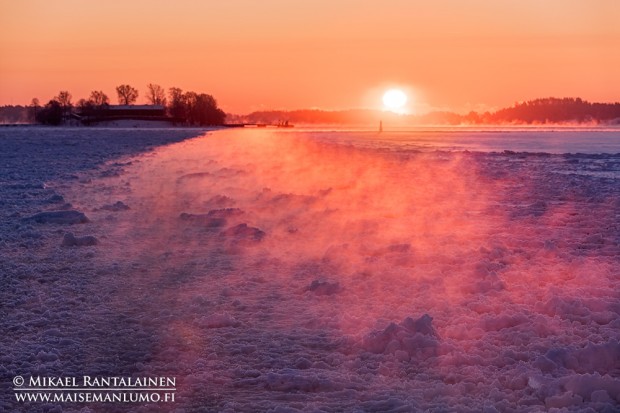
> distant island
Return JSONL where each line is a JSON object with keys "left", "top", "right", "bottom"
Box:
{"left": 232, "top": 98, "right": 620, "bottom": 126}
{"left": 1, "top": 96, "right": 620, "bottom": 126}
{"left": 0, "top": 84, "right": 226, "bottom": 126}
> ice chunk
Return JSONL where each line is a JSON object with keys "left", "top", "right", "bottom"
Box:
{"left": 305, "top": 280, "right": 342, "bottom": 296}
{"left": 206, "top": 208, "right": 244, "bottom": 219}
{"left": 533, "top": 355, "right": 557, "bottom": 373}
{"left": 400, "top": 314, "right": 437, "bottom": 337}
{"left": 544, "top": 391, "right": 583, "bottom": 409}
{"left": 45, "top": 194, "right": 65, "bottom": 204}
{"left": 362, "top": 314, "right": 439, "bottom": 358}
{"left": 220, "top": 223, "right": 266, "bottom": 242}
{"left": 574, "top": 340, "right": 620, "bottom": 374}
{"left": 179, "top": 213, "right": 226, "bottom": 228}
{"left": 294, "top": 358, "right": 313, "bottom": 369}
{"left": 200, "top": 313, "right": 240, "bottom": 328}
{"left": 61, "top": 233, "right": 98, "bottom": 247}
{"left": 263, "top": 370, "right": 338, "bottom": 392}
{"left": 177, "top": 172, "right": 213, "bottom": 181}
{"left": 562, "top": 373, "right": 620, "bottom": 401}
{"left": 591, "top": 389, "right": 613, "bottom": 403}
{"left": 22, "top": 210, "right": 89, "bottom": 224}
{"left": 36, "top": 351, "right": 58, "bottom": 363}
{"left": 99, "top": 201, "right": 130, "bottom": 211}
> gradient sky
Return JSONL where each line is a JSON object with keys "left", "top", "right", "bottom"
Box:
{"left": 1, "top": 0, "right": 619, "bottom": 114}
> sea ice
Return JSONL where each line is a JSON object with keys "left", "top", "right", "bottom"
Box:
{"left": 2, "top": 127, "right": 620, "bottom": 412}
{"left": 61, "top": 232, "right": 98, "bottom": 247}
{"left": 22, "top": 210, "right": 89, "bottom": 224}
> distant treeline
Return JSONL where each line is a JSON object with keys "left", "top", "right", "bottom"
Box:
{"left": 3, "top": 96, "right": 620, "bottom": 126}
{"left": 0, "top": 84, "right": 226, "bottom": 126}
{"left": 468, "top": 98, "right": 620, "bottom": 124}
{"left": 0, "top": 105, "right": 31, "bottom": 124}
{"left": 236, "top": 97, "right": 620, "bottom": 126}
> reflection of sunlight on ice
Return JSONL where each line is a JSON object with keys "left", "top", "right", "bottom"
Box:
{"left": 65, "top": 129, "right": 620, "bottom": 411}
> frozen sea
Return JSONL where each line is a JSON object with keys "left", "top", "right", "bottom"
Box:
{"left": 1, "top": 126, "right": 620, "bottom": 412}
{"left": 303, "top": 126, "right": 620, "bottom": 154}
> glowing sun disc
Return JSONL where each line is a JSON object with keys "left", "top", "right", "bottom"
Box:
{"left": 382, "top": 89, "right": 408, "bottom": 110}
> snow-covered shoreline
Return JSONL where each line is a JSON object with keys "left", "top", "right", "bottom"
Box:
{"left": 2, "top": 128, "right": 620, "bottom": 412}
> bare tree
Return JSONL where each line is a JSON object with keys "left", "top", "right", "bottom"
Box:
{"left": 76, "top": 98, "right": 91, "bottom": 112}
{"left": 55, "top": 91, "right": 72, "bottom": 108}
{"left": 30, "top": 98, "right": 40, "bottom": 123}
{"left": 116, "top": 84, "right": 138, "bottom": 105}
{"left": 146, "top": 83, "right": 166, "bottom": 106}
{"left": 89, "top": 90, "right": 109, "bottom": 106}
{"left": 168, "top": 87, "right": 185, "bottom": 120}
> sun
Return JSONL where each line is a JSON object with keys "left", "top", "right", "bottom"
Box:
{"left": 382, "top": 89, "right": 408, "bottom": 112}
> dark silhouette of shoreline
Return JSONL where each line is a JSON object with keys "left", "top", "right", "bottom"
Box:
{"left": 233, "top": 97, "right": 620, "bottom": 126}
{"left": 2, "top": 97, "right": 620, "bottom": 126}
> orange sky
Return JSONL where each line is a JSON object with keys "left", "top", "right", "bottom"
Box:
{"left": 1, "top": 0, "right": 619, "bottom": 114}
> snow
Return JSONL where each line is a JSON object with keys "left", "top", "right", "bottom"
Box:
{"left": 1, "top": 126, "right": 620, "bottom": 412}
{"left": 86, "top": 119, "right": 175, "bottom": 128}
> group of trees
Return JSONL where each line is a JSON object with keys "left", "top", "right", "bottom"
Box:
{"left": 427, "top": 98, "right": 620, "bottom": 125}
{"left": 74, "top": 91, "right": 111, "bottom": 119}
{"left": 33, "top": 93, "right": 70, "bottom": 125}
{"left": 479, "top": 98, "right": 620, "bottom": 124}
{"left": 168, "top": 88, "right": 226, "bottom": 126}
{"left": 32, "top": 84, "right": 226, "bottom": 125}
{"left": 35, "top": 89, "right": 109, "bottom": 125}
